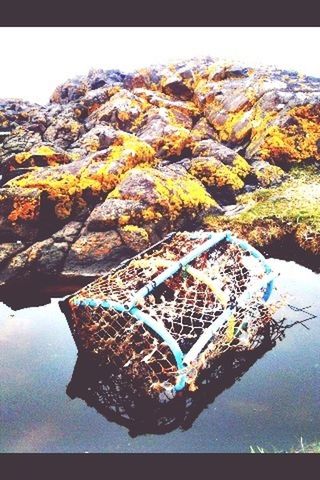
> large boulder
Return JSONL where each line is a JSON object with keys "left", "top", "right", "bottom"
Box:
{"left": 108, "top": 164, "right": 222, "bottom": 233}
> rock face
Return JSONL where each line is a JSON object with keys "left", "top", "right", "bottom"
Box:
{"left": 0, "top": 57, "right": 319, "bottom": 284}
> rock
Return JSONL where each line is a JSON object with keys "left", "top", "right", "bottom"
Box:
{"left": 4, "top": 158, "right": 92, "bottom": 221}
{"left": 161, "top": 71, "right": 194, "bottom": 100}
{"left": 0, "top": 242, "right": 25, "bottom": 267}
{"left": 108, "top": 164, "right": 222, "bottom": 233}
{"left": 32, "top": 238, "right": 70, "bottom": 275}
{"left": 87, "top": 199, "right": 147, "bottom": 230}
{"left": 190, "top": 117, "right": 219, "bottom": 142}
{"left": 137, "top": 107, "right": 192, "bottom": 158}
{"left": 79, "top": 133, "right": 156, "bottom": 195}
{"left": 0, "top": 126, "right": 43, "bottom": 160}
{"left": 189, "top": 156, "right": 245, "bottom": 193}
{"left": 133, "top": 88, "right": 198, "bottom": 117}
{"left": 50, "top": 76, "right": 88, "bottom": 104}
{"left": 75, "top": 125, "right": 122, "bottom": 153}
{"left": 194, "top": 61, "right": 320, "bottom": 152}
{"left": 1, "top": 144, "right": 75, "bottom": 173}
{"left": 43, "top": 116, "right": 84, "bottom": 150}
{"left": 63, "top": 229, "right": 132, "bottom": 276}
{"left": 0, "top": 187, "right": 42, "bottom": 241}
{"left": 118, "top": 224, "right": 150, "bottom": 252}
{"left": 0, "top": 58, "right": 320, "bottom": 286}
{"left": 246, "top": 101, "right": 320, "bottom": 166}
{"left": 87, "top": 69, "right": 125, "bottom": 90}
{"left": 51, "top": 221, "right": 83, "bottom": 243}
{"left": 0, "top": 237, "right": 70, "bottom": 284}
{"left": 250, "top": 160, "right": 287, "bottom": 187}
{"left": 86, "top": 89, "right": 150, "bottom": 132}
{"left": 191, "top": 140, "right": 251, "bottom": 178}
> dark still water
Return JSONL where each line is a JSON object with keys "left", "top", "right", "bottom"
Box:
{"left": 0, "top": 259, "right": 319, "bottom": 453}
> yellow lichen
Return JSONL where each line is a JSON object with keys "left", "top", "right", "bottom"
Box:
{"left": 13, "top": 145, "right": 72, "bottom": 168}
{"left": 109, "top": 166, "right": 217, "bottom": 224}
{"left": 122, "top": 224, "right": 149, "bottom": 240}
{"left": 190, "top": 159, "right": 244, "bottom": 190}
{"left": 255, "top": 105, "right": 320, "bottom": 164}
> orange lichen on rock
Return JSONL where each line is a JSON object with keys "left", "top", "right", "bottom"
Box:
{"left": 8, "top": 145, "right": 75, "bottom": 170}
{"left": 8, "top": 197, "right": 39, "bottom": 222}
{"left": 0, "top": 187, "right": 42, "bottom": 241}
{"left": 5, "top": 161, "right": 89, "bottom": 220}
{"left": 6, "top": 134, "right": 157, "bottom": 220}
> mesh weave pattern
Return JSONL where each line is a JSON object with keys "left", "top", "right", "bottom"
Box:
{"left": 64, "top": 231, "right": 275, "bottom": 396}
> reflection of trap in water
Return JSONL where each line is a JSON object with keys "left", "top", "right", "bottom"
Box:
{"left": 60, "top": 230, "right": 277, "bottom": 397}
{"left": 67, "top": 319, "right": 285, "bottom": 437}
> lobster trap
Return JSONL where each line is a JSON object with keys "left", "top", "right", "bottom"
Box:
{"left": 61, "top": 230, "right": 276, "bottom": 397}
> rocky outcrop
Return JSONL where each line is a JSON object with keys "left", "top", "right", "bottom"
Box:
{"left": 0, "top": 57, "right": 319, "bottom": 285}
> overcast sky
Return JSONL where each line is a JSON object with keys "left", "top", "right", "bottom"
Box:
{"left": 1, "top": 27, "right": 319, "bottom": 105}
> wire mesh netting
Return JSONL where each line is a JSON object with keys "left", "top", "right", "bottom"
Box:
{"left": 61, "top": 230, "right": 277, "bottom": 397}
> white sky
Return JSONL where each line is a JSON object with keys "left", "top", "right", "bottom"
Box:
{"left": 0, "top": 27, "right": 319, "bottom": 105}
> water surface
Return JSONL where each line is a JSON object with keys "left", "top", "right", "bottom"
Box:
{"left": 0, "top": 259, "right": 319, "bottom": 453}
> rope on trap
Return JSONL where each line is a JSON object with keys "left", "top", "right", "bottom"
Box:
{"left": 62, "top": 230, "right": 277, "bottom": 397}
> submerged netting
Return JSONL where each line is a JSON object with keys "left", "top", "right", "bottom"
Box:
{"left": 61, "top": 230, "right": 277, "bottom": 397}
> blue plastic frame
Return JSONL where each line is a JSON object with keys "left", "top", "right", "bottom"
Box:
{"left": 72, "top": 231, "right": 275, "bottom": 392}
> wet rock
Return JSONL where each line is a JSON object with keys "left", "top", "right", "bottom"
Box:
{"left": 0, "top": 187, "right": 42, "bottom": 242}
{"left": 0, "top": 237, "right": 70, "bottom": 284}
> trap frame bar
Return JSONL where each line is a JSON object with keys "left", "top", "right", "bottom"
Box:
{"left": 70, "top": 230, "right": 275, "bottom": 392}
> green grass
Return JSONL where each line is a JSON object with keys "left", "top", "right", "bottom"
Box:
{"left": 203, "top": 165, "right": 320, "bottom": 254}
